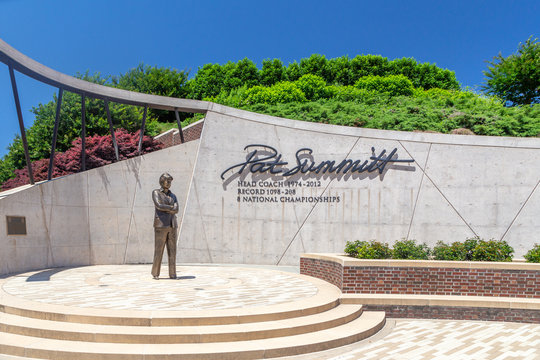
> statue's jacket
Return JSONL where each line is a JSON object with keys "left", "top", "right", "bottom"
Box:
{"left": 152, "top": 189, "right": 178, "bottom": 228}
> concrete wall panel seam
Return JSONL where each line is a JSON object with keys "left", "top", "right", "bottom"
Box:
{"left": 403, "top": 141, "right": 431, "bottom": 240}
{"left": 86, "top": 172, "right": 93, "bottom": 264}
{"left": 500, "top": 179, "right": 540, "bottom": 241}
{"left": 123, "top": 159, "right": 143, "bottom": 264}
{"left": 422, "top": 161, "right": 478, "bottom": 237}
{"left": 276, "top": 136, "right": 362, "bottom": 265}
{"left": 192, "top": 180, "right": 213, "bottom": 262}
{"left": 38, "top": 185, "right": 55, "bottom": 267}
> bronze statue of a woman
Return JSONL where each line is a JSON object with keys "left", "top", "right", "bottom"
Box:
{"left": 151, "top": 173, "right": 178, "bottom": 279}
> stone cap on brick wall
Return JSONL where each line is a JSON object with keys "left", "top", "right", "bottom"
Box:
{"left": 341, "top": 293, "right": 540, "bottom": 310}
{"left": 301, "top": 253, "right": 540, "bottom": 271}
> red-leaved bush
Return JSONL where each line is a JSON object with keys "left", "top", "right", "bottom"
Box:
{"left": 2, "top": 129, "right": 163, "bottom": 191}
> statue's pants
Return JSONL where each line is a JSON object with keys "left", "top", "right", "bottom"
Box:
{"left": 151, "top": 227, "right": 177, "bottom": 278}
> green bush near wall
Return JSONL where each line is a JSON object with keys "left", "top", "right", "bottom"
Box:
{"left": 524, "top": 244, "right": 540, "bottom": 263}
{"left": 344, "top": 237, "right": 521, "bottom": 262}
{"left": 471, "top": 239, "right": 514, "bottom": 262}
{"left": 392, "top": 239, "right": 431, "bottom": 260}
{"left": 344, "top": 240, "right": 392, "bottom": 259}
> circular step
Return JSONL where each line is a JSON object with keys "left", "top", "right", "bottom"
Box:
{"left": 0, "top": 265, "right": 386, "bottom": 359}
{"left": 0, "top": 265, "right": 340, "bottom": 326}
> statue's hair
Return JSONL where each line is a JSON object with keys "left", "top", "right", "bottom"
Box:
{"left": 159, "top": 172, "right": 173, "bottom": 186}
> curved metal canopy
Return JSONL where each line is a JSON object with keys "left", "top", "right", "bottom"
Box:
{"left": 0, "top": 38, "right": 213, "bottom": 184}
{"left": 0, "top": 38, "right": 211, "bottom": 113}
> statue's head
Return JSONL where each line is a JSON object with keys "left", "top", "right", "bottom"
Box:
{"left": 159, "top": 173, "right": 173, "bottom": 188}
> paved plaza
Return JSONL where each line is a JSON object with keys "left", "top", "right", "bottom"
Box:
{"left": 282, "top": 319, "right": 540, "bottom": 360}
{"left": 1, "top": 265, "right": 315, "bottom": 311}
{"left": 1, "top": 265, "right": 539, "bottom": 360}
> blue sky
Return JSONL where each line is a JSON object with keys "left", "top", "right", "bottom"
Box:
{"left": 0, "top": 0, "right": 538, "bottom": 157}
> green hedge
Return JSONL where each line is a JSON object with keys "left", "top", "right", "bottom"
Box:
{"left": 344, "top": 237, "right": 523, "bottom": 262}
{"left": 344, "top": 240, "right": 392, "bottom": 259}
{"left": 392, "top": 239, "right": 431, "bottom": 260}
{"left": 355, "top": 75, "right": 414, "bottom": 97}
{"left": 524, "top": 244, "right": 540, "bottom": 263}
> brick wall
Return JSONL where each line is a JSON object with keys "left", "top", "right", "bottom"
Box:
{"left": 180, "top": 120, "right": 204, "bottom": 143}
{"left": 300, "top": 258, "right": 343, "bottom": 289}
{"left": 342, "top": 266, "right": 540, "bottom": 298}
{"left": 302, "top": 256, "right": 540, "bottom": 323}
{"left": 301, "top": 257, "right": 540, "bottom": 298}
{"left": 364, "top": 305, "right": 540, "bottom": 323}
{"left": 154, "top": 120, "right": 204, "bottom": 148}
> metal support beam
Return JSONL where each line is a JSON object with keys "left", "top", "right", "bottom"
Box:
{"left": 174, "top": 109, "right": 185, "bottom": 144}
{"left": 104, "top": 100, "right": 119, "bottom": 161}
{"left": 8, "top": 65, "right": 34, "bottom": 184}
{"left": 138, "top": 105, "right": 147, "bottom": 154}
{"left": 48, "top": 88, "right": 63, "bottom": 180}
{"left": 81, "top": 93, "right": 86, "bottom": 171}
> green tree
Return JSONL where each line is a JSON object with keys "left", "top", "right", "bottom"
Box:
{"left": 299, "top": 54, "right": 332, "bottom": 82}
{"left": 328, "top": 56, "right": 353, "bottom": 85}
{"left": 188, "top": 63, "right": 225, "bottom": 99}
{"left": 285, "top": 61, "right": 302, "bottom": 81}
{"left": 113, "top": 63, "right": 189, "bottom": 123}
{"left": 188, "top": 59, "right": 259, "bottom": 99}
{"left": 113, "top": 63, "right": 188, "bottom": 98}
{"left": 482, "top": 37, "right": 540, "bottom": 105}
{"left": 350, "top": 54, "right": 390, "bottom": 79}
{"left": 223, "top": 58, "right": 260, "bottom": 92}
{"left": 0, "top": 71, "right": 159, "bottom": 185}
{"left": 260, "top": 59, "right": 286, "bottom": 86}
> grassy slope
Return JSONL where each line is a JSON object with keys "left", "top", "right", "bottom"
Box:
{"left": 239, "top": 96, "right": 540, "bottom": 137}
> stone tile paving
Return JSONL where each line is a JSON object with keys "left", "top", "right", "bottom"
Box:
{"left": 1, "top": 265, "right": 318, "bottom": 311}
{"left": 1, "top": 319, "right": 537, "bottom": 360}
{"left": 284, "top": 319, "right": 540, "bottom": 360}
{"left": 2, "top": 265, "right": 539, "bottom": 360}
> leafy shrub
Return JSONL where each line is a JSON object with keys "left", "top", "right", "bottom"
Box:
{"left": 294, "top": 74, "right": 328, "bottom": 100}
{"left": 432, "top": 241, "right": 468, "bottom": 261}
{"left": 325, "top": 86, "right": 379, "bottom": 102}
{"left": 463, "top": 237, "right": 479, "bottom": 258}
{"left": 356, "top": 240, "right": 392, "bottom": 259}
{"left": 470, "top": 239, "right": 514, "bottom": 262}
{"left": 344, "top": 240, "right": 364, "bottom": 257}
{"left": 206, "top": 85, "right": 249, "bottom": 108}
{"left": 524, "top": 244, "right": 540, "bottom": 263}
{"left": 1, "top": 129, "right": 162, "bottom": 191}
{"left": 355, "top": 75, "right": 414, "bottom": 97}
{"left": 392, "top": 239, "right": 431, "bottom": 260}
{"left": 412, "top": 88, "right": 477, "bottom": 103}
{"left": 244, "top": 82, "right": 307, "bottom": 105}
{"left": 344, "top": 240, "right": 392, "bottom": 259}
{"left": 345, "top": 237, "right": 522, "bottom": 263}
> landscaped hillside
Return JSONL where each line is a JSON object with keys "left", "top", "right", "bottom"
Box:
{"left": 1, "top": 50, "right": 539, "bottom": 189}
{"left": 206, "top": 77, "right": 539, "bottom": 137}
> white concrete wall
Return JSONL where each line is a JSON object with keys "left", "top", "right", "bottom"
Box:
{"left": 0, "top": 140, "right": 199, "bottom": 275}
{"left": 2, "top": 104, "right": 539, "bottom": 273}
{"left": 179, "top": 107, "right": 540, "bottom": 265}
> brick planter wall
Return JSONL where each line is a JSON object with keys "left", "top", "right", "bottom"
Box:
{"left": 363, "top": 305, "right": 540, "bottom": 324}
{"left": 342, "top": 266, "right": 539, "bottom": 298}
{"left": 301, "top": 254, "right": 540, "bottom": 323}
{"left": 300, "top": 257, "right": 343, "bottom": 289}
{"left": 301, "top": 255, "right": 540, "bottom": 298}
